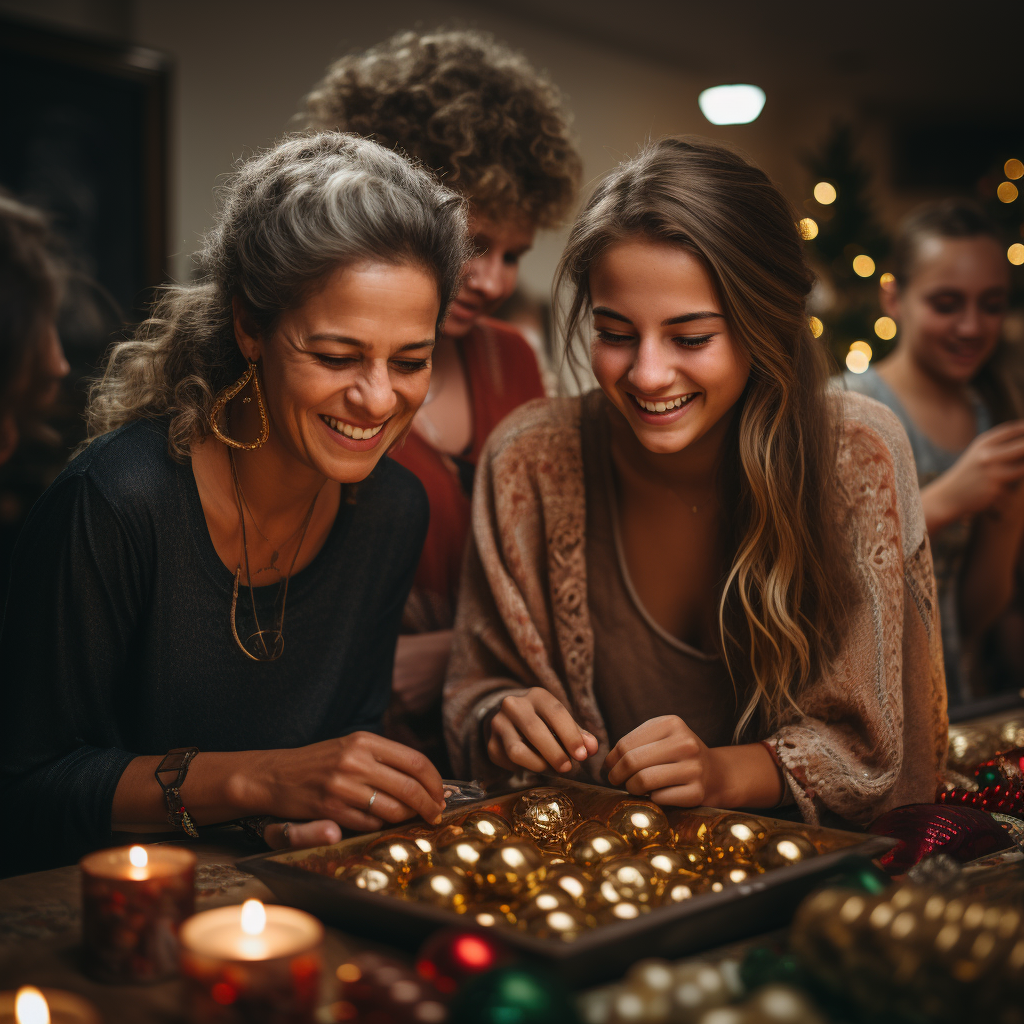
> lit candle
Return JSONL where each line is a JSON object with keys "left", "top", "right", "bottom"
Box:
{"left": 80, "top": 844, "right": 196, "bottom": 983}
{"left": 0, "top": 985, "right": 100, "bottom": 1024}
{"left": 179, "top": 900, "right": 323, "bottom": 1024}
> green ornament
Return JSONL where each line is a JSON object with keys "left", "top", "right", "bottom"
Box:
{"left": 976, "top": 766, "right": 1002, "bottom": 788}
{"left": 822, "top": 856, "right": 889, "bottom": 895}
{"left": 447, "top": 966, "right": 581, "bottom": 1024}
{"left": 740, "top": 947, "right": 810, "bottom": 993}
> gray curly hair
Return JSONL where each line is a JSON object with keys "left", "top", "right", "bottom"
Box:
{"left": 84, "top": 131, "right": 470, "bottom": 458}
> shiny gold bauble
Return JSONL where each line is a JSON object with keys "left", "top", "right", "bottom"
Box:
{"left": 512, "top": 788, "right": 577, "bottom": 845}
{"left": 566, "top": 820, "right": 631, "bottom": 870}
{"left": 362, "top": 835, "right": 430, "bottom": 877}
{"left": 597, "top": 857, "right": 662, "bottom": 906}
{"left": 523, "top": 906, "right": 592, "bottom": 942}
{"left": 405, "top": 826, "right": 441, "bottom": 858}
{"left": 594, "top": 899, "right": 649, "bottom": 926}
{"left": 474, "top": 839, "right": 546, "bottom": 898}
{"left": 669, "top": 816, "right": 714, "bottom": 849}
{"left": 469, "top": 903, "right": 517, "bottom": 928}
{"left": 544, "top": 863, "right": 595, "bottom": 908}
{"left": 433, "top": 835, "right": 487, "bottom": 875}
{"left": 708, "top": 815, "right": 769, "bottom": 861}
{"left": 756, "top": 832, "right": 818, "bottom": 871}
{"left": 515, "top": 885, "right": 578, "bottom": 925}
{"left": 706, "top": 864, "right": 760, "bottom": 891}
{"left": 662, "top": 881, "right": 698, "bottom": 904}
{"left": 335, "top": 860, "right": 395, "bottom": 893}
{"left": 459, "top": 810, "right": 512, "bottom": 844}
{"left": 405, "top": 866, "right": 471, "bottom": 912}
{"left": 606, "top": 800, "right": 670, "bottom": 847}
{"left": 641, "top": 844, "right": 705, "bottom": 885}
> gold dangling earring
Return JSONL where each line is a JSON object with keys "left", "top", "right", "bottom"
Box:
{"left": 209, "top": 361, "right": 270, "bottom": 450}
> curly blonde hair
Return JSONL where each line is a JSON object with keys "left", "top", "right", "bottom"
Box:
{"left": 303, "top": 29, "right": 582, "bottom": 228}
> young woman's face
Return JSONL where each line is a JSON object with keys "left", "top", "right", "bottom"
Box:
{"left": 238, "top": 261, "right": 439, "bottom": 482}
{"left": 589, "top": 237, "right": 750, "bottom": 456}
{"left": 443, "top": 211, "right": 535, "bottom": 339}
{"left": 883, "top": 235, "right": 1010, "bottom": 384}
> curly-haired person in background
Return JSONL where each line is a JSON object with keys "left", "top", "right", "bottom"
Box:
{"left": 304, "top": 30, "right": 582, "bottom": 770}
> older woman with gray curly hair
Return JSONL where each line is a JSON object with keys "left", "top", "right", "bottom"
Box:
{"left": 0, "top": 131, "right": 471, "bottom": 875}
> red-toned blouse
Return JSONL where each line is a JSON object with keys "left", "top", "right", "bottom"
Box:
{"left": 390, "top": 317, "right": 545, "bottom": 632}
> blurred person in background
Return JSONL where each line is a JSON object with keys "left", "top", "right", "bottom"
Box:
{"left": 304, "top": 29, "right": 582, "bottom": 770}
{"left": 0, "top": 194, "right": 69, "bottom": 468}
{"left": 844, "top": 200, "right": 1024, "bottom": 706}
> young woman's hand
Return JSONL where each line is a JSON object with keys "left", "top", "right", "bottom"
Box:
{"left": 246, "top": 732, "right": 446, "bottom": 835}
{"left": 923, "top": 421, "right": 1024, "bottom": 530}
{"left": 487, "top": 688, "right": 599, "bottom": 773}
{"left": 605, "top": 715, "right": 711, "bottom": 804}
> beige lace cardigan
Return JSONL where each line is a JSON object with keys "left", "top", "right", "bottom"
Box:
{"left": 443, "top": 391, "right": 948, "bottom": 825}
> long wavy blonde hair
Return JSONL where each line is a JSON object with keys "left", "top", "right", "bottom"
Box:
{"left": 83, "top": 132, "right": 470, "bottom": 457}
{"left": 556, "top": 136, "right": 856, "bottom": 737}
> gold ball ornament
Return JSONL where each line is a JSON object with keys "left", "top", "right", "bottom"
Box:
{"left": 524, "top": 906, "right": 592, "bottom": 942}
{"left": 606, "top": 800, "right": 669, "bottom": 847}
{"left": 669, "top": 816, "right": 714, "bottom": 849}
{"left": 670, "top": 962, "right": 730, "bottom": 1020}
{"left": 512, "top": 788, "right": 578, "bottom": 845}
{"left": 363, "top": 835, "right": 430, "bottom": 878}
{"left": 544, "top": 863, "right": 595, "bottom": 907}
{"left": 459, "top": 810, "right": 512, "bottom": 844}
{"left": 594, "top": 899, "right": 649, "bottom": 926}
{"left": 756, "top": 833, "right": 818, "bottom": 871}
{"left": 745, "top": 983, "right": 826, "bottom": 1024}
{"left": 709, "top": 815, "right": 769, "bottom": 862}
{"left": 662, "top": 881, "right": 698, "bottom": 904}
{"left": 335, "top": 860, "right": 395, "bottom": 893}
{"left": 405, "top": 866, "right": 471, "bottom": 912}
{"left": 567, "top": 820, "right": 631, "bottom": 870}
{"left": 469, "top": 902, "right": 518, "bottom": 928}
{"left": 641, "top": 845, "right": 705, "bottom": 885}
{"left": 515, "top": 886, "right": 578, "bottom": 927}
{"left": 433, "top": 835, "right": 486, "bottom": 875}
{"left": 598, "top": 857, "right": 661, "bottom": 905}
{"left": 474, "top": 838, "right": 546, "bottom": 898}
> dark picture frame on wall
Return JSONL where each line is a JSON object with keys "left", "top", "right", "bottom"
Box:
{"left": 0, "top": 17, "right": 172, "bottom": 584}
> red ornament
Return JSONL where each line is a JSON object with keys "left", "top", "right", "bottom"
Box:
{"left": 416, "top": 929, "right": 514, "bottom": 995}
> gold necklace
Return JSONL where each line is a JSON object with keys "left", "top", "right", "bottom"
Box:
{"left": 228, "top": 451, "right": 321, "bottom": 662}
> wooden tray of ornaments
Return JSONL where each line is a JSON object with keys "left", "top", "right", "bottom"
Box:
{"left": 240, "top": 778, "right": 893, "bottom": 987}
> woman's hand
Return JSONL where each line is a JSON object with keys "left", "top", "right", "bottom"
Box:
{"left": 246, "top": 732, "right": 446, "bottom": 835}
{"left": 923, "top": 421, "right": 1024, "bottom": 532}
{"left": 605, "top": 715, "right": 711, "bottom": 804}
{"left": 392, "top": 631, "right": 453, "bottom": 716}
{"left": 487, "top": 688, "right": 599, "bottom": 774}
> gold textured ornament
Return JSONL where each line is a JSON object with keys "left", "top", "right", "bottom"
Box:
{"left": 433, "top": 835, "right": 486, "bottom": 875}
{"left": 474, "top": 839, "right": 546, "bottom": 898}
{"left": 662, "top": 881, "right": 697, "bottom": 904}
{"left": 597, "top": 857, "right": 661, "bottom": 905}
{"left": 756, "top": 832, "right": 818, "bottom": 871}
{"left": 470, "top": 903, "right": 518, "bottom": 928}
{"left": 709, "top": 815, "right": 769, "bottom": 861}
{"left": 641, "top": 844, "right": 705, "bottom": 885}
{"left": 363, "top": 836, "right": 430, "bottom": 878}
{"left": 707, "top": 864, "right": 759, "bottom": 889}
{"left": 459, "top": 810, "right": 512, "bottom": 844}
{"left": 566, "top": 820, "right": 630, "bottom": 870}
{"left": 405, "top": 866, "right": 471, "bottom": 912}
{"left": 544, "top": 863, "right": 595, "bottom": 908}
{"left": 594, "top": 899, "right": 649, "bottom": 926}
{"left": 512, "top": 788, "right": 578, "bottom": 845}
{"left": 515, "top": 885, "right": 578, "bottom": 925}
{"left": 335, "top": 861, "right": 395, "bottom": 893}
{"left": 524, "top": 907, "right": 592, "bottom": 942}
{"left": 606, "top": 800, "right": 670, "bottom": 847}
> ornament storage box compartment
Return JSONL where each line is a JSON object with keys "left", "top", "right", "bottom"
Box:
{"left": 239, "top": 779, "right": 893, "bottom": 987}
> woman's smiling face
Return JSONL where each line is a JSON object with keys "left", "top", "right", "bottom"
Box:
{"left": 237, "top": 260, "right": 439, "bottom": 482}
{"left": 588, "top": 237, "right": 750, "bottom": 456}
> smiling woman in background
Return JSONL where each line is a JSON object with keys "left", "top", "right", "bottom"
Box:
{"left": 0, "top": 132, "right": 470, "bottom": 876}
{"left": 445, "top": 137, "right": 947, "bottom": 826}
{"left": 304, "top": 30, "right": 582, "bottom": 769}
{"left": 844, "top": 200, "right": 1024, "bottom": 705}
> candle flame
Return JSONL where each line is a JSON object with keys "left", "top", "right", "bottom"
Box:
{"left": 15, "top": 987, "right": 50, "bottom": 1024}
{"left": 240, "top": 899, "right": 266, "bottom": 936}
{"left": 128, "top": 845, "right": 148, "bottom": 868}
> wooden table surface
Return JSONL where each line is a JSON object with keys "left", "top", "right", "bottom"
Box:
{"left": 0, "top": 832, "right": 371, "bottom": 1023}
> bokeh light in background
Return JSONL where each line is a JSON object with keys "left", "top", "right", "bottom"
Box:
{"left": 1009, "top": 243, "right": 1024, "bottom": 266}
{"left": 697, "top": 84, "right": 766, "bottom": 125}
{"left": 997, "top": 181, "right": 1019, "bottom": 204}
{"left": 850, "top": 340, "right": 873, "bottom": 359}
{"left": 874, "top": 316, "right": 897, "bottom": 340}
{"left": 852, "top": 254, "right": 876, "bottom": 277}
{"left": 799, "top": 217, "right": 819, "bottom": 239}
{"left": 846, "top": 344, "right": 871, "bottom": 373}
{"left": 1005, "top": 159, "right": 1024, "bottom": 180}
{"left": 880, "top": 272, "right": 896, "bottom": 289}
{"left": 813, "top": 181, "right": 837, "bottom": 205}
{"left": 808, "top": 316, "right": 824, "bottom": 338}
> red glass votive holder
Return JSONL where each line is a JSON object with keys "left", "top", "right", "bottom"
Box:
{"left": 80, "top": 844, "right": 196, "bottom": 983}
{"left": 179, "top": 901, "right": 323, "bottom": 1024}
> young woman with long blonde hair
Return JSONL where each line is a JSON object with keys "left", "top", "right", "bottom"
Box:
{"left": 444, "top": 137, "right": 947, "bottom": 824}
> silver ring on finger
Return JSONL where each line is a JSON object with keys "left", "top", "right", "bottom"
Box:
{"left": 367, "top": 789, "right": 378, "bottom": 811}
